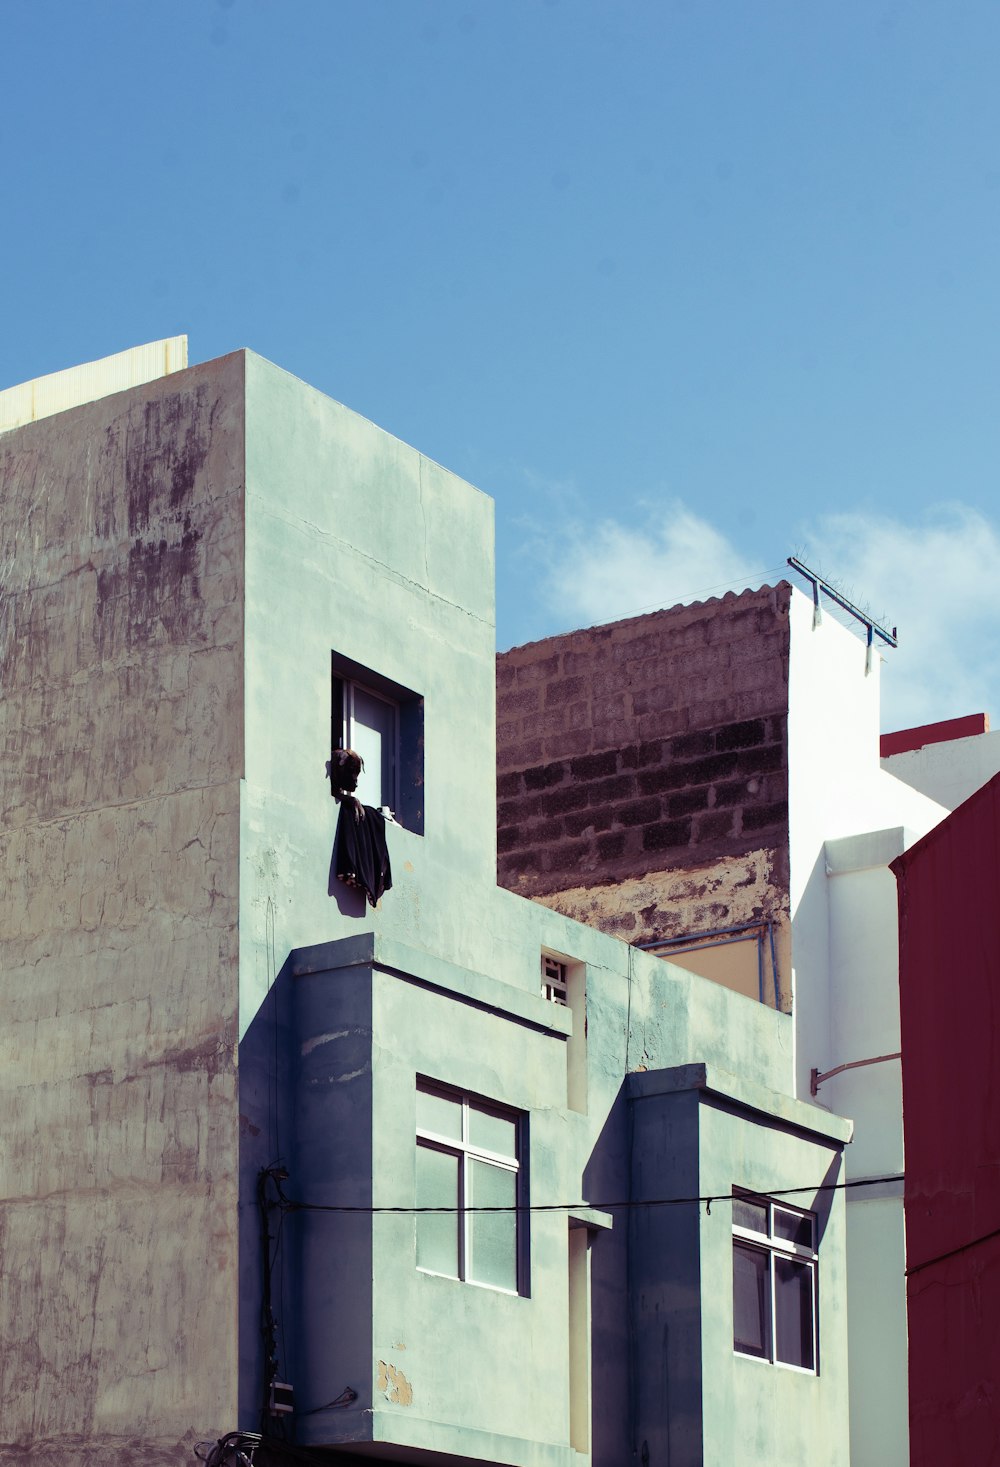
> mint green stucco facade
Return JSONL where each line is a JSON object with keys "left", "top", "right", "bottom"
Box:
{"left": 1, "top": 345, "right": 852, "bottom": 1465}
{"left": 234, "top": 352, "right": 853, "bottom": 1465}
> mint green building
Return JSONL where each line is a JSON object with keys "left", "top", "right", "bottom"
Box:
{"left": 0, "top": 342, "right": 851, "bottom": 1467}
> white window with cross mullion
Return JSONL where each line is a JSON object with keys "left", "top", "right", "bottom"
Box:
{"left": 415, "top": 1081, "right": 524, "bottom": 1294}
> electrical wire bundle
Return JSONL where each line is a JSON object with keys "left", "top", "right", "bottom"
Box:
{"left": 194, "top": 1432, "right": 262, "bottom": 1467}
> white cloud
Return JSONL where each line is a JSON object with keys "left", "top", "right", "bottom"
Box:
{"left": 798, "top": 504, "right": 1000, "bottom": 732}
{"left": 540, "top": 499, "right": 1000, "bottom": 732}
{"left": 541, "top": 502, "right": 765, "bottom": 627}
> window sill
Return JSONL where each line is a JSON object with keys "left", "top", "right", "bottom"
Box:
{"left": 733, "top": 1348, "right": 818, "bottom": 1377}
{"left": 416, "top": 1265, "right": 524, "bottom": 1299}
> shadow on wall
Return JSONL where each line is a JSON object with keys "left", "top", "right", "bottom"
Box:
{"left": 791, "top": 846, "right": 834, "bottom": 1097}
{"left": 582, "top": 1076, "right": 843, "bottom": 1466}
{"left": 238, "top": 957, "right": 297, "bottom": 1434}
{"left": 583, "top": 1086, "right": 632, "bottom": 1465}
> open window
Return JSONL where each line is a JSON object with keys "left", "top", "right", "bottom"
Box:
{"left": 331, "top": 652, "right": 424, "bottom": 834}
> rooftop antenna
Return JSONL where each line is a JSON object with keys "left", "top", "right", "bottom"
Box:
{"left": 786, "top": 556, "right": 897, "bottom": 675}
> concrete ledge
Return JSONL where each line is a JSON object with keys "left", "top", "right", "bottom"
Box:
{"left": 824, "top": 826, "right": 910, "bottom": 875}
{"left": 289, "top": 932, "right": 572, "bottom": 1037}
{"left": 307, "top": 1405, "right": 580, "bottom": 1465}
{"left": 373, "top": 1408, "right": 581, "bottom": 1466}
{"left": 628, "top": 1061, "right": 853, "bottom": 1144}
{"left": 568, "top": 1206, "right": 614, "bottom": 1232}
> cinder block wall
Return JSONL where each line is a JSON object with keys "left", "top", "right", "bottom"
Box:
{"left": 496, "top": 586, "right": 794, "bottom": 1002}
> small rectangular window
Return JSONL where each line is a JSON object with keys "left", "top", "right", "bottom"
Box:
{"left": 415, "top": 1080, "right": 526, "bottom": 1294}
{"left": 541, "top": 949, "right": 587, "bottom": 1113}
{"left": 732, "top": 1190, "right": 817, "bottom": 1372}
{"left": 541, "top": 954, "right": 569, "bottom": 1005}
{"left": 331, "top": 652, "right": 424, "bottom": 834}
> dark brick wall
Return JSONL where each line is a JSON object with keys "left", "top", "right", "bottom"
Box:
{"left": 496, "top": 585, "right": 791, "bottom": 896}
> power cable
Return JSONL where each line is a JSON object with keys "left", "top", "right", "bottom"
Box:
{"left": 906, "top": 1222, "right": 1000, "bottom": 1278}
{"left": 273, "top": 1173, "right": 904, "bottom": 1216}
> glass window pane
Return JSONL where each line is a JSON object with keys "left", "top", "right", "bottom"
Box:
{"left": 416, "top": 1145, "right": 459, "bottom": 1277}
{"left": 469, "top": 1160, "right": 517, "bottom": 1291}
{"left": 417, "top": 1087, "right": 463, "bottom": 1141}
{"left": 350, "top": 685, "right": 396, "bottom": 808}
{"left": 774, "top": 1257, "right": 815, "bottom": 1369}
{"left": 468, "top": 1104, "right": 517, "bottom": 1159}
{"left": 733, "top": 1196, "right": 769, "bottom": 1235}
{"left": 733, "top": 1243, "right": 771, "bottom": 1358}
{"left": 773, "top": 1207, "right": 814, "bottom": 1249}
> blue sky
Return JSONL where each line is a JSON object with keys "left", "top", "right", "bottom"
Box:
{"left": 2, "top": 1, "right": 998, "bottom": 729}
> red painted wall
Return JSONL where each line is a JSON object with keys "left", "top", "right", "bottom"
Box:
{"left": 880, "top": 712, "right": 988, "bottom": 758}
{"left": 892, "top": 773, "right": 1000, "bottom": 1466}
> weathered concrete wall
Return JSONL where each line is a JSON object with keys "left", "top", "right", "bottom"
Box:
{"left": 496, "top": 587, "right": 792, "bottom": 1004}
{"left": 0, "top": 356, "right": 245, "bottom": 1463}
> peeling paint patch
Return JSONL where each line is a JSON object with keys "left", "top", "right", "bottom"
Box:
{"left": 334, "top": 1065, "right": 369, "bottom": 1085}
{"left": 300, "top": 1029, "right": 350, "bottom": 1057}
{"left": 376, "top": 1360, "right": 413, "bottom": 1406}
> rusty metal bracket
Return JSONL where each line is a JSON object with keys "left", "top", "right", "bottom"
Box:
{"left": 811, "top": 1051, "right": 901, "bottom": 1096}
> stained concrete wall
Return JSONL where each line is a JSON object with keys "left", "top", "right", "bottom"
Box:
{"left": 496, "top": 588, "right": 793, "bottom": 1007}
{"left": 0, "top": 355, "right": 246, "bottom": 1464}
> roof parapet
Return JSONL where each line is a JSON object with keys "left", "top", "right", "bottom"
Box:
{"left": 0, "top": 335, "right": 188, "bottom": 434}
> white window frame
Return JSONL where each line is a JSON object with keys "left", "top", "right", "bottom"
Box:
{"left": 732, "top": 1190, "right": 818, "bottom": 1374}
{"left": 340, "top": 677, "right": 399, "bottom": 812}
{"left": 415, "top": 1081, "right": 525, "bottom": 1295}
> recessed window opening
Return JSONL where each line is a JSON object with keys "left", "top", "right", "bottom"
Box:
{"left": 541, "top": 949, "right": 587, "bottom": 1114}
{"left": 541, "top": 953, "right": 569, "bottom": 1005}
{"left": 331, "top": 652, "right": 424, "bottom": 834}
{"left": 732, "top": 1190, "right": 818, "bottom": 1373}
{"left": 415, "top": 1080, "right": 526, "bottom": 1294}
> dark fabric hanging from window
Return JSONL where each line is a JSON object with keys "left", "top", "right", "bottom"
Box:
{"left": 334, "top": 802, "right": 393, "bottom": 908}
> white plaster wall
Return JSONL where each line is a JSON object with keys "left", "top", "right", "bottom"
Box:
{"left": 882, "top": 727, "right": 1000, "bottom": 810}
{"left": 824, "top": 844, "right": 906, "bottom": 1177}
{"left": 845, "top": 1195, "right": 909, "bottom": 1467}
{"left": 786, "top": 591, "right": 949, "bottom": 1467}
{"left": 824, "top": 850, "right": 909, "bottom": 1467}
{"left": 786, "top": 591, "right": 946, "bottom": 1096}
